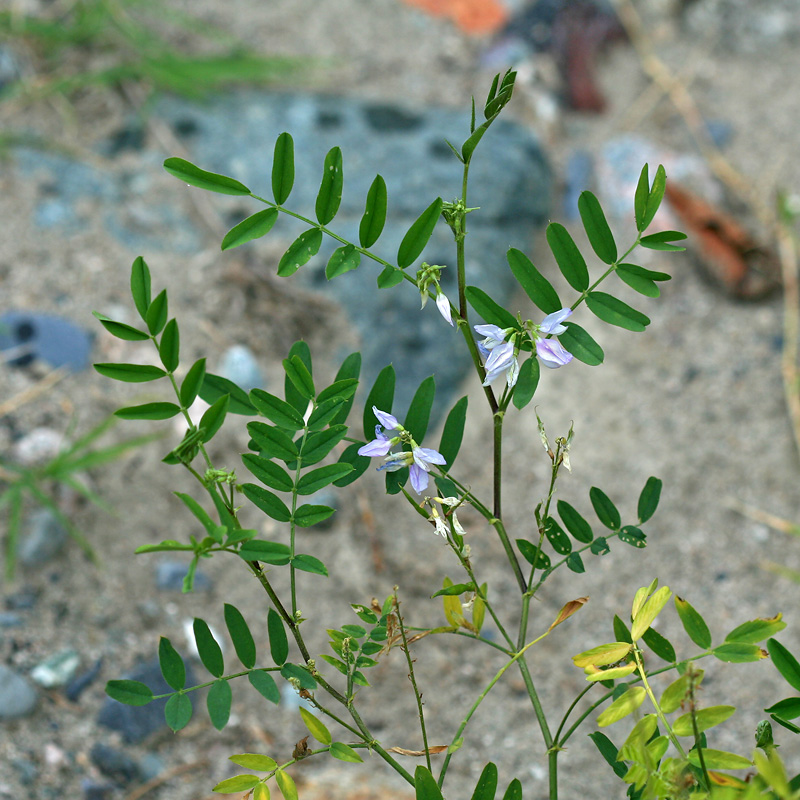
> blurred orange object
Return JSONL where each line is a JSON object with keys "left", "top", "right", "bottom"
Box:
{"left": 402, "top": 0, "right": 509, "bottom": 35}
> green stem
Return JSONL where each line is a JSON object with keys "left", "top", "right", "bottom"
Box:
{"left": 395, "top": 591, "right": 432, "bottom": 773}
{"left": 632, "top": 646, "right": 687, "bottom": 759}
{"left": 437, "top": 627, "right": 553, "bottom": 788}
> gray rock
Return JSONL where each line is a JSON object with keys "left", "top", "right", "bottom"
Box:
{"left": 11, "top": 757, "right": 38, "bottom": 783}
{"left": 81, "top": 781, "right": 115, "bottom": 800}
{"left": 97, "top": 657, "right": 196, "bottom": 744}
{"left": 155, "top": 91, "right": 551, "bottom": 421}
{"left": 218, "top": 345, "right": 264, "bottom": 392}
{"left": 89, "top": 743, "right": 141, "bottom": 784}
{"left": 65, "top": 658, "right": 103, "bottom": 702}
{"left": 17, "top": 508, "right": 69, "bottom": 565}
{"left": 0, "top": 612, "right": 23, "bottom": 627}
{"left": 155, "top": 560, "right": 212, "bottom": 592}
{"left": 0, "top": 312, "right": 93, "bottom": 372}
{"left": 31, "top": 649, "right": 81, "bottom": 688}
{"left": 0, "top": 665, "right": 39, "bottom": 719}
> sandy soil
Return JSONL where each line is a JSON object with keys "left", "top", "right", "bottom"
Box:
{"left": 2, "top": 1, "right": 800, "bottom": 798}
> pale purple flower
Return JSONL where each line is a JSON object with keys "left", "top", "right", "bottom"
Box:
{"left": 358, "top": 407, "right": 402, "bottom": 457}
{"left": 359, "top": 407, "right": 446, "bottom": 494}
{"left": 534, "top": 308, "right": 573, "bottom": 369}
{"left": 375, "top": 445, "right": 445, "bottom": 494}
{"left": 535, "top": 339, "right": 574, "bottom": 369}
{"left": 474, "top": 324, "right": 520, "bottom": 388}
{"left": 474, "top": 324, "right": 510, "bottom": 359}
{"left": 436, "top": 291, "right": 454, "bottom": 327}
{"left": 539, "top": 308, "right": 572, "bottom": 335}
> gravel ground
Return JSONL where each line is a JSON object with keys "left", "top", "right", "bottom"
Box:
{"left": 2, "top": 1, "right": 800, "bottom": 798}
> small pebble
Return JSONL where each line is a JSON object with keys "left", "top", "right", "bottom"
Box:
{"left": 81, "top": 780, "right": 115, "bottom": 800}
{"left": 0, "top": 665, "right": 39, "bottom": 719}
{"left": 31, "top": 649, "right": 81, "bottom": 689}
{"left": 4, "top": 585, "right": 39, "bottom": 610}
{"left": 11, "top": 757, "right": 38, "bottom": 783}
{"left": 90, "top": 743, "right": 141, "bottom": 784}
{"left": 65, "top": 658, "right": 103, "bottom": 702}
{"left": 12, "top": 427, "right": 64, "bottom": 466}
{"left": 18, "top": 508, "right": 69, "bottom": 566}
{"left": 218, "top": 345, "right": 263, "bottom": 392}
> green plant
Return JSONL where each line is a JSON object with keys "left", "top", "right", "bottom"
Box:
{"left": 0, "top": 0, "right": 305, "bottom": 104}
{"left": 1, "top": 412, "right": 158, "bottom": 580}
{"left": 93, "top": 71, "right": 796, "bottom": 798}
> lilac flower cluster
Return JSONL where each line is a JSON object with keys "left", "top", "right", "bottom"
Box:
{"left": 475, "top": 308, "right": 574, "bottom": 388}
{"left": 358, "top": 407, "right": 446, "bottom": 494}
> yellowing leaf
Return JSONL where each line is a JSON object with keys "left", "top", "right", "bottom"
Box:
{"left": 254, "top": 784, "right": 271, "bottom": 800}
{"left": 631, "top": 586, "right": 672, "bottom": 641}
{"left": 597, "top": 687, "right": 646, "bottom": 727}
{"left": 548, "top": 596, "right": 588, "bottom": 632}
{"left": 687, "top": 749, "right": 752, "bottom": 770}
{"left": 673, "top": 705, "right": 735, "bottom": 737}
{"left": 441, "top": 577, "right": 465, "bottom": 627}
{"left": 275, "top": 769, "right": 298, "bottom": 800}
{"left": 299, "top": 707, "right": 332, "bottom": 745}
{"left": 228, "top": 754, "right": 278, "bottom": 772}
{"left": 660, "top": 672, "right": 702, "bottom": 714}
{"left": 585, "top": 663, "right": 637, "bottom": 682}
{"left": 631, "top": 579, "right": 659, "bottom": 621}
{"left": 573, "top": 641, "right": 632, "bottom": 668}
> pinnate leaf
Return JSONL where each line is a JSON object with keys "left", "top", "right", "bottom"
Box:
{"left": 277, "top": 228, "right": 323, "bottom": 278}
{"left": 586, "top": 292, "right": 649, "bottom": 332}
{"left": 578, "top": 191, "right": 617, "bottom": 264}
{"left": 105, "top": 679, "right": 153, "bottom": 706}
{"left": 194, "top": 618, "right": 224, "bottom": 677}
{"left": 94, "top": 363, "right": 166, "bottom": 383}
{"left": 272, "top": 132, "right": 294, "bottom": 205}
{"left": 207, "top": 678, "right": 232, "bottom": 730}
{"left": 224, "top": 603, "right": 257, "bottom": 669}
{"left": 558, "top": 321, "right": 604, "bottom": 366}
{"left": 359, "top": 174, "right": 388, "bottom": 248}
{"left": 165, "top": 692, "right": 193, "bottom": 732}
{"left": 164, "top": 157, "right": 251, "bottom": 195}
{"left": 268, "top": 608, "right": 288, "bottom": 666}
{"left": 675, "top": 596, "right": 712, "bottom": 649}
{"left": 159, "top": 636, "right": 186, "bottom": 690}
{"left": 397, "top": 197, "right": 443, "bottom": 269}
{"left": 506, "top": 247, "right": 561, "bottom": 314}
{"left": 222, "top": 209, "right": 279, "bottom": 251}
{"left": 546, "top": 223, "right": 589, "bottom": 292}
{"left": 315, "top": 146, "right": 343, "bottom": 225}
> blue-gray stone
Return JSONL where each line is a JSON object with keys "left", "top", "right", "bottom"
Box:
{"left": 154, "top": 91, "right": 551, "bottom": 420}
{"left": 97, "top": 657, "right": 196, "bottom": 744}
{"left": 12, "top": 147, "right": 200, "bottom": 251}
{"left": 0, "top": 665, "right": 39, "bottom": 719}
{"left": 0, "top": 312, "right": 92, "bottom": 371}
{"left": 65, "top": 657, "right": 103, "bottom": 702}
{"left": 218, "top": 345, "right": 264, "bottom": 392}
{"left": 155, "top": 560, "right": 212, "bottom": 592}
{"left": 17, "top": 508, "right": 70, "bottom": 565}
{"left": 12, "top": 757, "right": 38, "bottom": 783}
{"left": 81, "top": 781, "right": 115, "bottom": 800}
{"left": 90, "top": 743, "right": 142, "bottom": 784}
{"left": 4, "top": 586, "right": 39, "bottom": 610}
{"left": 0, "top": 612, "right": 23, "bottom": 627}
